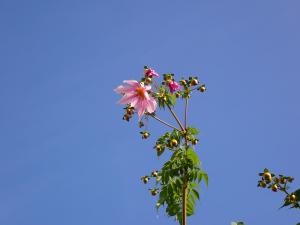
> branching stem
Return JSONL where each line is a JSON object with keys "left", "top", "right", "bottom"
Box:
{"left": 166, "top": 103, "right": 185, "bottom": 131}
{"left": 149, "top": 114, "right": 180, "bottom": 131}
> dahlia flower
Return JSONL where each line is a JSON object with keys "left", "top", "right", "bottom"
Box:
{"left": 168, "top": 81, "right": 181, "bottom": 93}
{"left": 114, "top": 80, "right": 157, "bottom": 118}
{"left": 144, "top": 68, "right": 159, "bottom": 77}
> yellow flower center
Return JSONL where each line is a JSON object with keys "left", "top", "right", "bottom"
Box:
{"left": 136, "top": 87, "right": 146, "bottom": 98}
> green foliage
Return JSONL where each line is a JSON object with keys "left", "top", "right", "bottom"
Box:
{"left": 128, "top": 69, "right": 208, "bottom": 225}
{"left": 151, "top": 132, "right": 208, "bottom": 223}
{"left": 231, "top": 222, "right": 245, "bottom": 225}
{"left": 281, "top": 189, "right": 300, "bottom": 209}
{"left": 258, "top": 169, "right": 300, "bottom": 211}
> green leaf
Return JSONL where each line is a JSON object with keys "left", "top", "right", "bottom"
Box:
{"left": 176, "top": 213, "right": 183, "bottom": 225}
{"left": 186, "top": 200, "right": 194, "bottom": 216}
{"left": 281, "top": 189, "right": 300, "bottom": 209}
{"left": 294, "top": 189, "right": 300, "bottom": 200}
{"left": 197, "top": 171, "right": 202, "bottom": 183}
{"left": 157, "top": 147, "right": 165, "bottom": 157}
{"left": 202, "top": 172, "right": 208, "bottom": 186}
{"left": 186, "top": 148, "right": 200, "bottom": 165}
{"left": 197, "top": 170, "right": 208, "bottom": 186}
{"left": 192, "top": 189, "right": 200, "bottom": 200}
{"left": 188, "top": 193, "right": 196, "bottom": 205}
{"left": 187, "top": 127, "right": 199, "bottom": 135}
{"left": 168, "top": 93, "right": 177, "bottom": 106}
{"left": 190, "top": 182, "right": 200, "bottom": 190}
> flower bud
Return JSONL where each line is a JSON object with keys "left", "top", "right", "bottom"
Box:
{"left": 175, "top": 92, "right": 181, "bottom": 98}
{"left": 170, "top": 139, "right": 178, "bottom": 147}
{"left": 263, "top": 172, "right": 272, "bottom": 182}
{"left": 279, "top": 177, "right": 286, "bottom": 184}
{"left": 126, "top": 108, "right": 134, "bottom": 115}
{"left": 155, "top": 144, "right": 163, "bottom": 152}
{"left": 180, "top": 79, "right": 187, "bottom": 86}
{"left": 141, "top": 176, "right": 149, "bottom": 184}
{"left": 151, "top": 170, "right": 158, "bottom": 177}
{"left": 141, "top": 132, "right": 150, "bottom": 139}
{"left": 123, "top": 114, "right": 131, "bottom": 121}
{"left": 289, "top": 194, "right": 296, "bottom": 203}
{"left": 258, "top": 181, "right": 267, "bottom": 188}
{"left": 273, "top": 177, "right": 280, "bottom": 183}
{"left": 198, "top": 85, "right": 206, "bottom": 92}
{"left": 190, "top": 78, "right": 199, "bottom": 86}
{"left": 272, "top": 184, "right": 278, "bottom": 192}
{"left": 145, "top": 77, "right": 152, "bottom": 84}
{"left": 150, "top": 189, "right": 158, "bottom": 196}
{"left": 191, "top": 139, "right": 198, "bottom": 145}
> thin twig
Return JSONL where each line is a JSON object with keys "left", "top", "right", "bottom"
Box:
{"left": 184, "top": 97, "right": 188, "bottom": 130}
{"left": 166, "top": 103, "right": 185, "bottom": 131}
{"left": 149, "top": 114, "right": 180, "bottom": 131}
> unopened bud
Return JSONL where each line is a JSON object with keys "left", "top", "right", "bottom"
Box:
{"left": 272, "top": 184, "right": 278, "bottom": 192}
{"left": 198, "top": 85, "right": 206, "bottom": 92}
{"left": 123, "top": 114, "right": 131, "bottom": 121}
{"left": 190, "top": 78, "right": 199, "bottom": 86}
{"left": 141, "top": 132, "right": 150, "bottom": 139}
{"left": 180, "top": 80, "right": 187, "bottom": 86}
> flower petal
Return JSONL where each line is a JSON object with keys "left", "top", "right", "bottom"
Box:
{"left": 123, "top": 80, "right": 140, "bottom": 88}
{"left": 114, "top": 85, "right": 132, "bottom": 94}
{"left": 137, "top": 102, "right": 146, "bottom": 119}
{"left": 118, "top": 93, "right": 138, "bottom": 105}
{"left": 146, "top": 97, "right": 157, "bottom": 113}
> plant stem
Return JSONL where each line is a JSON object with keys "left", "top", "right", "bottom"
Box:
{"left": 182, "top": 183, "right": 187, "bottom": 225}
{"left": 166, "top": 103, "right": 185, "bottom": 131}
{"left": 182, "top": 97, "right": 189, "bottom": 225}
{"left": 149, "top": 114, "right": 180, "bottom": 131}
{"left": 184, "top": 98, "right": 188, "bottom": 130}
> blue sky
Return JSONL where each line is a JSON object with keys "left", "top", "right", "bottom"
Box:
{"left": 0, "top": 0, "right": 300, "bottom": 224}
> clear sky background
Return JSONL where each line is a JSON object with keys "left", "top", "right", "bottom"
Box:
{"left": 0, "top": 0, "right": 299, "bottom": 225}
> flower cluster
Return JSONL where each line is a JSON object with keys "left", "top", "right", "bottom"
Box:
{"left": 114, "top": 66, "right": 206, "bottom": 123}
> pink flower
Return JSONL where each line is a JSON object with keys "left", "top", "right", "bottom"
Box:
{"left": 144, "top": 68, "right": 159, "bottom": 77}
{"left": 168, "top": 81, "right": 181, "bottom": 93}
{"left": 114, "top": 80, "right": 157, "bottom": 119}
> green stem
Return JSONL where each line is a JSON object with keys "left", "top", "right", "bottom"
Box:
{"left": 149, "top": 114, "right": 180, "bottom": 131}
{"left": 184, "top": 98, "right": 188, "bottom": 130}
{"left": 166, "top": 103, "right": 185, "bottom": 131}
{"left": 182, "top": 183, "right": 187, "bottom": 225}
{"left": 182, "top": 97, "right": 189, "bottom": 225}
